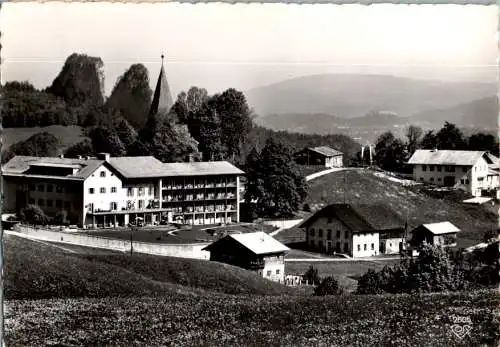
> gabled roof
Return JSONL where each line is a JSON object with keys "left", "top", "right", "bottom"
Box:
{"left": 308, "top": 146, "right": 343, "bottom": 157}
{"left": 300, "top": 203, "right": 404, "bottom": 233}
{"left": 413, "top": 222, "right": 460, "bottom": 235}
{"left": 204, "top": 232, "right": 289, "bottom": 255}
{"left": 149, "top": 58, "right": 174, "bottom": 117}
{"left": 408, "top": 150, "right": 491, "bottom": 166}
{"left": 2, "top": 156, "right": 104, "bottom": 180}
{"left": 108, "top": 156, "right": 167, "bottom": 179}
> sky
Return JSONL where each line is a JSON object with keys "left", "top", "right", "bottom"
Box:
{"left": 1, "top": 3, "right": 497, "bottom": 97}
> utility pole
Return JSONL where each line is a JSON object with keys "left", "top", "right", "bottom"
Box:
{"left": 130, "top": 224, "right": 136, "bottom": 256}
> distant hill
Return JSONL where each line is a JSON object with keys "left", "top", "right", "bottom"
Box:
{"left": 246, "top": 74, "right": 496, "bottom": 119}
{"left": 412, "top": 96, "right": 498, "bottom": 130}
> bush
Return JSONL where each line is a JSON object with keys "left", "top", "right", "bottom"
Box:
{"left": 19, "top": 205, "right": 49, "bottom": 225}
{"left": 303, "top": 203, "right": 311, "bottom": 212}
{"left": 303, "top": 265, "right": 321, "bottom": 285}
{"left": 314, "top": 276, "right": 343, "bottom": 296}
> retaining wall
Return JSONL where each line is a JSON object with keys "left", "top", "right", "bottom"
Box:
{"left": 14, "top": 225, "right": 210, "bottom": 259}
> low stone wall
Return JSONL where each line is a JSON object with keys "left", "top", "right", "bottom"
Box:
{"left": 14, "top": 225, "right": 210, "bottom": 259}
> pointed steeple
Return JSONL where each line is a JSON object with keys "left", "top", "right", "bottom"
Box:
{"left": 149, "top": 54, "right": 174, "bottom": 117}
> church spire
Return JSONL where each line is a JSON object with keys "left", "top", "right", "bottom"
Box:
{"left": 149, "top": 53, "right": 174, "bottom": 117}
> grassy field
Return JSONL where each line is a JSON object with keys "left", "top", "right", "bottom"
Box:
{"left": 297, "top": 164, "right": 329, "bottom": 177}
{"left": 3, "top": 125, "right": 86, "bottom": 150}
{"left": 4, "top": 235, "right": 500, "bottom": 346}
{"left": 4, "top": 234, "right": 292, "bottom": 300}
{"left": 6, "top": 291, "right": 499, "bottom": 346}
{"left": 304, "top": 169, "right": 498, "bottom": 247}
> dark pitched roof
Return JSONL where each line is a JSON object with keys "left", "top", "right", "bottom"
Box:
{"left": 2, "top": 156, "right": 104, "bottom": 181}
{"left": 149, "top": 59, "right": 174, "bottom": 116}
{"left": 300, "top": 203, "right": 404, "bottom": 233}
{"left": 308, "top": 146, "right": 343, "bottom": 157}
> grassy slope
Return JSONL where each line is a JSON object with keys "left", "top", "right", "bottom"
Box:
{"left": 3, "top": 125, "right": 85, "bottom": 150}
{"left": 4, "top": 234, "right": 291, "bottom": 300}
{"left": 303, "top": 169, "right": 498, "bottom": 247}
{"left": 6, "top": 291, "right": 499, "bottom": 346}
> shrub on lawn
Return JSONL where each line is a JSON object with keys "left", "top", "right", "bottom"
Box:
{"left": 314, "top": 276, "right": 343, "bottom": 296}
{"left": 19, "top": 204, "right": 49, "bottom": 225}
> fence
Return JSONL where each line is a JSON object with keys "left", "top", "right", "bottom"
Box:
{"left": 14, "top": 225, "right": 211, "bottom": 259}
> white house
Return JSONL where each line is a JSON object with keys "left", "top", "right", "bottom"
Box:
{"left": 2, "top": 153, "right": 244, "bottom": 228}
{"left": 410, "top": 221, "right": 461, "bottom": 248}
{"left": 300, "top": 204, "right": 406, "bottom": 258}
{"left": 408, "top": 149, "right": 499, "bottom": 197}
{"left": 203, "top": 231, "right": 290, "bottom": 283}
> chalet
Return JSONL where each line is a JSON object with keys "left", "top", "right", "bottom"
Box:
{"left": 295, "top": 146, "right": 343, "bottom": 168}
{"left": 300, "top": 204, "right": 406, "bottom": 258}
{"left": 203, "top": 231, "right": 290, "bottom": 283}
{"left": 410, "top": 222, "right": 460, "bottom": 248}
{"left": 407, "top": 149, "right": 499, "bottom": 197}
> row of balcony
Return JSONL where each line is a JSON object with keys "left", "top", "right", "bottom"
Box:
{"left": 162, "top": 193, "right": 236, "bottom": 202}
{"left": 169, "top": 205, "right": 237, "bottom": 213}
{"left": 162, "top": 182, "right": 237, "bottom": 190}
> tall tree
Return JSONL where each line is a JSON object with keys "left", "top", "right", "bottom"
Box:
{"left": 244, "top": 138, "right": 308, "bottom": 217}
{"left": 420, "top": 130, "right": 437, "bottom": 149}
{"left": 88, "top": 127, "right": 126, "bottom": 157}
{"left": 106, "top": 63, "right": 153, "bottom": 129}
{"left": 47, "top": 53, "right": 105, "bottom": 108}
{"left": 3, "top": 132, "right": 61, "bottom": 163}
{"left": 435, "top": 121, "right": 467, "bottom": 150}
{"left": 63, "top": 139, "right": 94, "bottom": 158}
{"left": 405, "top": 125, "right": 423, "bottom": 156}
{"left": 468, "top": 133, "right": 498, "bottom": 155}
{"left": 374, "top": 131, "right": 407, "bottom": 172}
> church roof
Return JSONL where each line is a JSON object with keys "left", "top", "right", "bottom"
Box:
{"left": 149, "top": 56, "right": 174, "bottom": 116}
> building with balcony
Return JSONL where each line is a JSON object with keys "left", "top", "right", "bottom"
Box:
{"left": 2, "top": 153, "right": 244, "bottom": 228}
{"left": 407, "top": 149, "right": 499, "bottom": 197}
{"left": 203, "top": 231, "right": 290, "bottom": 283}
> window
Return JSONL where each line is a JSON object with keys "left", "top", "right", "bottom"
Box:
{"left": 327, "top": 217, "right": 333, "bottom": 224}
{"left": 138, "top": 200, "right": 144, "bottom": 209}
{"left": 37, "top": 184, "right": 45, "bottom": 192}
{"left": 56, "top": 200, "right": 62, "bottom": 208}
{"left": 111, "top": 202, "right": 117, "bottom": 210}
{"left": 47, "top": 200, "right": 53, "bottom": 207}
{"left": 29, "top": 198, "right": 35, "bottom": 204}
{"left": 138, "top": 187, "right": 144, "bottom": 196}
{"left": 29, "top": 184, "right": 36, "bottom": 191}
{"left": 446, "top": 166, "right": 455, "bottom": 173}
{"left": 100, "top": 171, "right": 106, "bottom": 177}
{"left": 127, "top": 188, "right": 134, "bottom": 197}
{"left": 420, "top": 177, "right": 424, "bottom": 181}
{"left": 438, "top": 178, "right": 442, "bottom": 182}
{"left": 336, "top": 230, "right": 340, "bottom": 238}
{"left": 38, "top": 199, "right": 44, "bottom": 206}
{"left": 345, "top": 230, "right": 348, "bottom": 238}
{"left": 357, "top": 244, "right": 361, "bottom": 251}
{"left": 148, "top": 187, "right": 153, "bottom": 195}
{"left": 462, "top": 167, "right": 468, "bottom": 173}
{"left": 64, "top": 201, "right": 70, "bottom": 210}
{"left": 422, "top": 165, "right": 427, "bottom": 171}
{"left": 430, "top": 177, "right": 434, "bottom": 182}
{"left": 47, "top": 184, "right": 53, "bottom": 193}
{"left": 111, "top": 187, "right": 117, "bottom": 193}
{"left": 371, "top": 243, "right": 375, "bottom": 250}
{"left": 100, "top": 187, "right": 106, "bottom": 194}
{"left": 344, "top": 242, "right": 349, "bottom": 253}
{"left": 88, "top": 203, "right": 94, "bottom": 212}
{"left": 89, "top": 188, "right": 95, "bottom": 194}
{"left": 465, "top": 179, "right": 470, "bottom": 184}
{"left": 429, "top": 165, "right": 434, "bottom": 172}
{"left": 318, "top": 229, "right": 323, "bottom": 238}
{"left": 310, "top": 228, "right": 315, "bottom": 237}
{"left": 327, "top": 229, "right": 332, "bottom": 240}
{"left": 460, "top": 179, "right": 465, "bottom": 184}
{"left": 364, "top": 244, "right": 367, "bottom": 251}
{"left": 276, "top": 269, "right": 280, "bottom": 275}
{"left": 56, "top": 186, "right": 63, "bottom": 193}
{"left": 266, "top": 271, "right": 271, "bottom": 277}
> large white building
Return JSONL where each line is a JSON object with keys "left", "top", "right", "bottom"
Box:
{"left": 300, "top": 204, "right": 406, "bottom": 258}
{"left": 407, "top": 149, "right": 499, "bottom": 197}
{"left": 2, "top": 153, "right": 244, "bottom": 228}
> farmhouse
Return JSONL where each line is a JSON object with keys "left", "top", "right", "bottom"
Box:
{"left": 203, "top": 231, "right": 289, "bottom": 282}
{"left": 295, "top": 146, "right": 343, "bottom": 168}
{"left": 407, "top": 149, "right": 499, "bottom": 197}
{"left": 2, "top": 154, "right": 244, "bottom": 228}
{"left": 300, "top": 204, "right": 406, "bottom": 258}
{"left": 410, "top": 221, "right": 460, "bottom": 248}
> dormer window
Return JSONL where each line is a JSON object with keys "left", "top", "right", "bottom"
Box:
{"left": 100, "top": 171, "right": 106, "bottom": 177}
